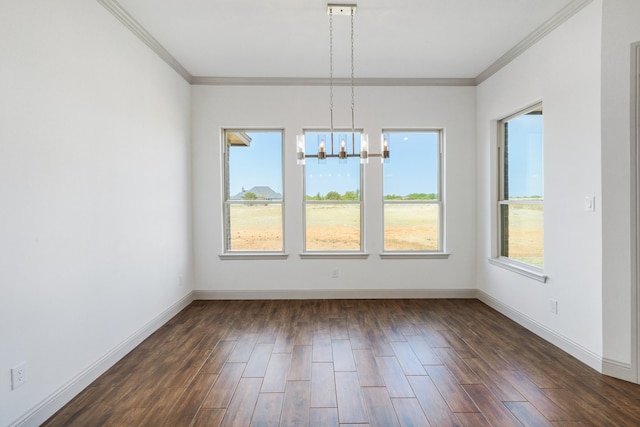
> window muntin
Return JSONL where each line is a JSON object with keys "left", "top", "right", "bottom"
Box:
{"left": 382, "top": 130, "right": 443, "bottom": 252}
{"left": 223, "top": 130, "right": 284, "bottom": 252}
{"left": 303, "top": 130, "right": 363, "bottom": 252}
{"left": 498, "top": 105, "right": 543, "bottom": 268}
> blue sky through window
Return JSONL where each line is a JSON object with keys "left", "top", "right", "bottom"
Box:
{"left": 383, "top": 131, "right": 439, "bottom": 197}
{"left": 505, "top": 113, "right": 543, "bottom": 198}
{"left": 228, "top": 131, "right": 283, "bottom": 197}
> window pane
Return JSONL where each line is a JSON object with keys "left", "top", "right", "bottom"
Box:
{"left": 500, "top": 204, "right": 543, "bottom": 267}
{"left": 228, "top": 204, "right": 283, "bottom": 251}
{"left": 224, "top": 130, "right": 283, "bottom": 252}
{"left": 305, "top": 203, "right": 360, "bottom": 251}
{"left": 384, "top": 204, "right": 439, "bottom": 251}
{"left": 503, "top": 111, "right": 543, "bottom": 200}
{"left": 382, "top": 130, "right": 441, "bottom": 252}
{"left": 305, "top": 132, "right": 361, "bottom": 199}
{"left": 383, "top": 131, "right": 439, "bottom": 199}
{"left": 227, "top": 131, "right": 282, "bottom": 200}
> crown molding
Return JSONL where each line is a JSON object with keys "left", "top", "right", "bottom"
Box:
{"left": 96, "top": 0, "right": 193, "bottom": 83}
{"left": 191, "top": 76, "right": 476, "bottom": 87}
{"left": 97, "top": 0, "right": 592, "bottom": 88}
{"left": 474, "top": 0, "right": 593, "bottom": 85}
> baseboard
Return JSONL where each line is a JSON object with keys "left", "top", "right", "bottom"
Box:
{"left": 476, "top": 289, "right": 603, "bottom": 373}
{"left": 193, "top": 288, "right": 477, "bottom": 300}
{"left": 11, "top": 291, "right": 194, "bottom": 427}
{"left": 602, "top": 357, "right": 637, "bottom": 383}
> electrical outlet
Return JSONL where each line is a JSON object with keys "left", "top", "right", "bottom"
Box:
{"left": 11, "top": 361, "right": 27, "bottom": 390}
{"left": 331, "top": 269, "right": 339, "bottom": 279}
{"left": 549, "top": 299, "right": 558, "bottom": 315}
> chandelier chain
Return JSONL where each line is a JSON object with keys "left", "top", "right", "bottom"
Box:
{"left": 350, "top": 7, "right": 355, "bottom": 148}
{"left": 329, "top": 8, "right": 334, "bottom": 148}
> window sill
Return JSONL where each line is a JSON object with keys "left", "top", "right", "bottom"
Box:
{"left": 299, "top": 253, "right": 370, "bottom": 260}
{"left": 219, "top": 253, "right": 289, "bottom": 260}
{"left": 379, "top": 252, "right": 450, "bottom": 260}
{"left": 488, "top": 258, "right": 547, "bottom": 283}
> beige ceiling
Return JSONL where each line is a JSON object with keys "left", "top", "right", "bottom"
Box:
{"left": 108, "top": 0, "right": 584, "bottom": 82}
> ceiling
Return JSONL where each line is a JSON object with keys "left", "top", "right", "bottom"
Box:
{"left": 108, "top": 0, "right": 583, "bottom": 82}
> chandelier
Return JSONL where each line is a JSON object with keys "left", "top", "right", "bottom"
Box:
{"left": 296, "top": 4, "right": 389, "bottom": 166}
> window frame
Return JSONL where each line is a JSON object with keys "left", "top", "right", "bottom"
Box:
{"left": 381, "top": 129, "right": 445, "bottom": 255}
{"left": 494, "top": 103, "right": 546, "bottom": 279}
{"left": 301, "top": 128, "right": 365, "bottom": 255}
{"left": 221, "top": 128, "right": 286, "bottom": 257}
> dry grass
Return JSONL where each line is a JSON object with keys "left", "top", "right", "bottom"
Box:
{"left": 502, "top": 204, "right": 544, "bottom": 267}
{"left": 228, "top": 204, "right": 543, "bottom": 267}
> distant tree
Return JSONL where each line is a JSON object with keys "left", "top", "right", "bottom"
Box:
{"left": 384, "top": 194, "right": 403, "bottom": 200}
{"left": 406, "top": 193, "right": 438, "bottom": 200}
{"left": 325, "top": 191, "right": 341, "bottom": 200}
{"left": 243, "top": 191, "right": 257, "bottom": 200}
{"left": 342, "top": 191, "right": 359, "bottom": 201}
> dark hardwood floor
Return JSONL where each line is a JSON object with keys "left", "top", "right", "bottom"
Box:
{"left": 43, "top": 299, "right": 640, "bottom": 426}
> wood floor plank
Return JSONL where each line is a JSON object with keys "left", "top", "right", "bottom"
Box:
{"left": 405, "top": 334, "right": 442, "bottom": 365}
{"left": 220, "top": 377, "right": 262, "bottom": 427}
{"left": 202, "top": 362, "right": 247, "bottom": 409}
{"left": 280, "top": 381, "right": 311, "bottom": 427}
{"left": 425, "top": 365, "right": 478, "bottom": 413}
{"left": 332, "top": 339, "right": 357, "bottom": 371}
{"left": 312, "top": 332, "right": 333, "bottom": 362}
{"left": 228, "top": 333, "right": 259, "bottom": 363}
{"left": 201, "top": 340, "right": 238, "bottom": 374}
{"left": 438, "top": 329, "right": 477, "bottom": 358}
{"left": 455, "top": 412, "right": 491, "bottom": 427}
{"left": 376, "top": 356, "right": 415, "bottom": 398}
{"left": 159, "top": 373, "right": 218, "bottom": 427}
{"left": 408, "top": 375, "right": 463, "bottom": 427}
{"left": 362, "top": 387, "right": 400, "bottom": 427}
{"left": 192, "top": 409, "right": 225, "bottom": 427}
{"left": 505, "top": 401, "right": 554, "bottom": 427}
{"left": 289, "top": 345, "right": 312, "bottom": 380}
{"left": 261, "top": 353, "right": 292, "bottom": 393}
{"left": 353, "top": 349, "right": 385, "bottom": 387}
{"left": 348, "top": 324, "right": 371, "bottom": 350}
{"left": 433, "top": 347, "right": 481, "bottom": 385}
{"left": 391, "top": 341, "right": 427, "bottom": 376}
{"left": 273, "top": 324, "right": 295, "bottom": 354}
{"left": 250, "top": 393, "right": 283, "bottom": 427}
{"left": 311, "top": 362, "right": 337, "bottom": 408}
{"left": 463, "top": 384, "right": 522, "bottom": 427}
{"left": 244, "top": 343, "right": 274, "bottom": 378}
{"left": 500, "top": 370, "right": 571, "bottom": 421}
{"left": 335, "top": 371, "right": 369, "bottom": 424}
{"left": 309, "top": 407, "right": 339, "bottom": 427}
{"left": 390, "top": 398, "right": 430, "bottom": 427}
{"left": 463, "top": 357, "right": 526, "bottom": 402}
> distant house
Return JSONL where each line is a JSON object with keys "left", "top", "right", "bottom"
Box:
{"left": 232, "top": 186, "right": 282, "bottom": 200}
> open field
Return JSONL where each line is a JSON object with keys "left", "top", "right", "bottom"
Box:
{"left": 502, "top": 204, "right": 544, "bottom": 267}
{"left": 228, "top": 204, "right": 543, "bottom": 266}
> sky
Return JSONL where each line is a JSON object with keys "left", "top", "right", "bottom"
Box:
{"left": 227, "top": 123, "right": 543, "bottom": 199}
{"left": 504, "top": 112, "right": 544, "bottom": 198}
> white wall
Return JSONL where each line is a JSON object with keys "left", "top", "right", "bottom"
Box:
{"left": 0, "top": 1, "right": 192, "bottom": 425}
{"left": 476, "top": 2, "right": 604, "bottom": 368}
{"left": 601, "top": 0, "right": 640, "bottom": 381}
{"left": 191, "top": 85, "right": 477, "bottom": 295}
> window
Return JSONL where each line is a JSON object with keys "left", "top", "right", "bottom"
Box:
{"left": 382, "top": 130, "right": 443, "bottom": 252}
{"left": 498, "top": 104, "right": 544, "bottom": 268}
{"left": 223, "top": 130, "right": 283, "bottom": 252}
{"left": 303, "top": 130, "right": 363, "bottom": 252}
